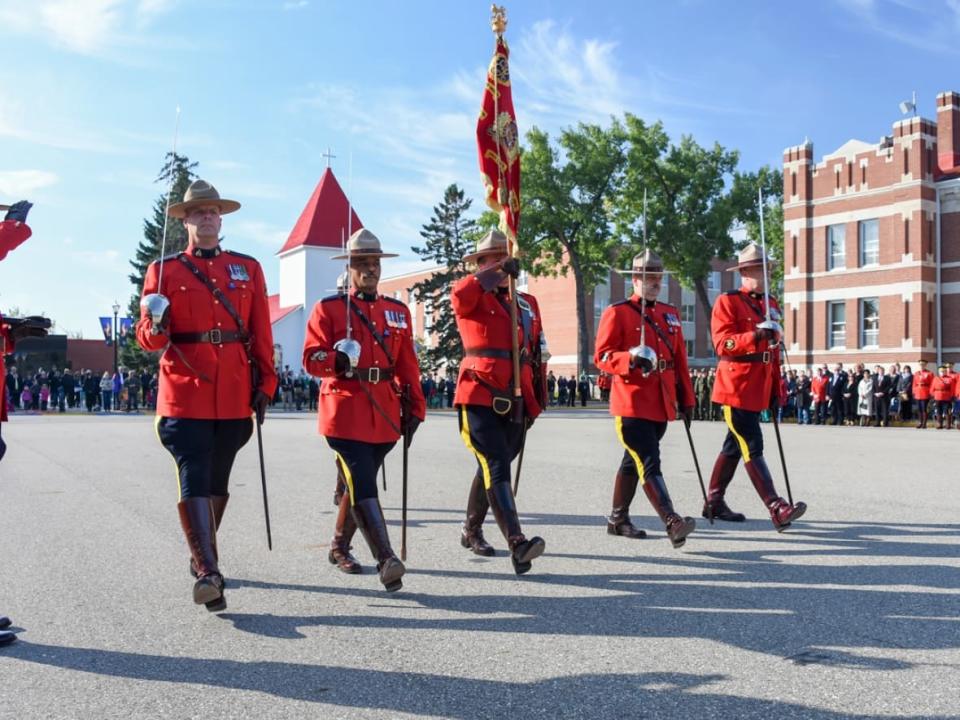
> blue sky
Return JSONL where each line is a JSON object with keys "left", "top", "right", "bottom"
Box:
{"left": 2, "top": 0, "right": 959, "bottom": 337}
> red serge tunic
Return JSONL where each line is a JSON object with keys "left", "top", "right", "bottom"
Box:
{"left": 136, "top": 247, "right": 278, "bottom": 419}
{"left": 594, "top": 296, "right": 694, "bottom": 422}
{"left": 451, "top": 275, "right": 544, "bottom": 420}
{"left": 303, "top": 292, "right": 425, "bottom": 444}
{"left": 932, "top": 374, "right": 956, "bottom": 402}
{"left": 912, "top": 370, "right": 934, "bottom": 401}
{"left": 710, "top": 289, "right": 785, "bottom": 413}
{"left": 1, "top": 220, "right": 32, "bottom": 422}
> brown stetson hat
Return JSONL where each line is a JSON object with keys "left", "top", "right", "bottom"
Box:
{"left": 463, "top": 229, "right": 510, "bottom": 263}
{"left": 728, "top": 242, "right": 770, "bottom": 271}
{"left": 616, "top": 249, "right": 664, "bottom": 275}
{"left": 167, "top": 180, "right": 241, "bottom": 219}
{"left": 0, "top": 204, "right": 9, "bottom": 212}
{"left": 331, "top": 228, "right": 398, "bottom": 260}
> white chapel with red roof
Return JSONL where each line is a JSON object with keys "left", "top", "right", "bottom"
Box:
{"left": 268, "top": 167, "right": 362, "bottom": 371}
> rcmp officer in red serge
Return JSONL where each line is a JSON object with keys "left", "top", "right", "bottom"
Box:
{"left": 453, "top": 229, "right": 547, "bottom": 574}
{"left": 706, "top": 243, "right": 806, "bottom": 531}
{"left": 303, "top": 228, "right": 425, "bottom": 593}
{"left": 594, "top": 251, "right": 697, "bottom": 548}
{"left": 1, "top": 199, "right": 46, "bottom": 647}
{"left": 136, "top": 180, "right": 278, "bottom": 612}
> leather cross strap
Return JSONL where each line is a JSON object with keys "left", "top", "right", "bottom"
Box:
{"left": 176, "top": 255, "right": 250, "bottom": 345}
{"left": 170, "top": 330, "right": 245, "bottom": 344}
{"left": 622, "top": 301, "right": 676, "bottom": 363}
{"left": 341, "top": 296, "right": 395, "bottom": 366}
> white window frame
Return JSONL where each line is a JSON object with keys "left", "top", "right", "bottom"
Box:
{"left": 828, "top": 300, "right": 846, "bottom": 349}
{"left": 827, "top": 224, "right": 846, "bottom": 270}
{"left": 860, "top": 297, "right": 879, "bottom": 348}
{"left": 685, "top": 339, "right": 695, "bottom": 358}
{"left": 681, "top": 303, "right": 695, "bottom": 323}
{"left": 859, "top": 219, "right": 879, "bottom": 267}
{"left": 706, "top": 271, "right": 721, "bottom": 291}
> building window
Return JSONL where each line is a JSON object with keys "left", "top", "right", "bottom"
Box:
{"left": 593, "top": 278, "right": 610, "bottom": 335}
{"left": 860, "top": 297, "right": 879, "bottom": 347}
{"left": 903, "top": 217, "right": 910, "bottom": 254}
{"left": 859, "top": 219, "right": 879, "bottom": 266}
{"left": 828, "top": 301, "right": 845, "bottom": 348}
{"left": 903, "top": 147, "right": 910, "bottom": 175}
{"left": 706, "top": 271, "right": 721, "bottom": 291}
{"left": 847, "top": 161, "right": 853, "bottom": 186}
{"left": 791, "top": 172, "right": 796, "bottom": 196}
{"left": 827, "top": 224, "right": 846, "bottom": 270}
{"left": 685, "top": 339, "right": 695, "bottom": 358}
{"left": 681, "top": 303, "right": 695, "bottom": 322}
{"left": 861, "top": 164, "right": 867, "bottom": 184}
{"left": 658, "top": 272, "right": 670, "bottom": 302}
{"left": 904, "top": 299, "right": 910, "bottom": 340}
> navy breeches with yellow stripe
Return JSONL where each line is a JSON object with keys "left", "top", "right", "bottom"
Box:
{"left": 156, "top": 417, "right": 253, "bottom": 500}
{"left": 720, "top": 406, "right": 764, "bottom": 461}
{"left": 326, "top": 437, "right": 395, "bottom": 505}
{"left": 458, "top": 405, "right": 524, "bottom": 490}
{"left": 615, "top": 417, "right": 667, "bottom": 483}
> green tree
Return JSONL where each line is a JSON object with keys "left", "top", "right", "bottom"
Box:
{"left": 410, "top": 184, "right": 481, "bottom": 374}
{"left": 519, "top": 121, "right": 628, "bottom": 373}
{"left": 120, "top": 152, "right": 196, "bottom": 370}
{"left": 730, "top": 167, "right": 784, "bottom": 300}
{"left": 618, "top": 115, "right": 740, "bottom": 318}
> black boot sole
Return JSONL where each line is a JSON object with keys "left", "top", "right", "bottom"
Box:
{"left": 701, "top": 509, "right": 746, "bottom": 522}
{"left": 460, "top": 534, "right": 496, "bottom": 556}
{"left": 511, "top": 537, "right": 546, "bottom": 574}
{"left": 379, "top": 558, "right": 405, "bottom": 592}
{"left": 205, "top": 597, "right": 227, "bottom": 613}
{"left": 328, "top": 549, "right": 363, "bottom": 574}
{"left": 0, "top": 631, "right": 16, "bottom": 647}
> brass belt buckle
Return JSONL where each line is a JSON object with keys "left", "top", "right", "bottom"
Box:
{"left": 209, "top": 328, "right": 222, "bottom": 344}
{"left": 658, "top": 359, "right": 667, "bottom": 372}
{"left": 492, "top": 396, "right": 512, "bottom": 415}
{"left": 368, "top": 367, "right": 380, "bottom": 384}
{"left": 762, "top": 350, "right": 771, "bottom": 364}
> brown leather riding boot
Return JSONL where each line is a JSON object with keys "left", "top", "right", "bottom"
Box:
{"left": 461, "top": 471, "right": 495, "bottom": 556}
{"left": 642, "top": 475, "right": 696, "bottom": 548}
{"left": 178, "top": 497, "right": 225, "bottom": 611}
{"left": 329, "top": 492, "right": 362, "bottom": 574}
{"left": 487, "top": 481, "right": 545, "bottom": 575}
{"left": 744, "top": 457, "right": 807, "bottom": 532}
{"left": 607, "top": 469, "right": 647, "bottom": 538}
{"left": 190, "top": 495, "right": 229, "bottom": 579}
{"left": 703, "top": 453, "right": 745, "bottom": 522}
{"left": 333, "top": 462, "right": 346, "bottom": 506}
{"left": 351, "top": 497, "right": 405, "bottom": 592}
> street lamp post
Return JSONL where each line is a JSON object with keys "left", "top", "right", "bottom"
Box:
{"left": 112, "top": 301, "right": 120, "bottom": 380}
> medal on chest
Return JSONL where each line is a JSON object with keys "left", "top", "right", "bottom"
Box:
{"left": 227, "top": 263, "right": 250, "bottom": 282}
{"left": 385, "top": 309, "right": 408, "bottom": 330}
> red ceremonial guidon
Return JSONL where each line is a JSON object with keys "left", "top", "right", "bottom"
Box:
{"left": 477, "top": 34, "right": 521, "bottom": 239}
{"left": 594, "top": 296, "right": 695, "bottom": 422}
{"left": 452, "top": 275, "right": 545, "bottom": 420}
{"left": 302, "top": 292, "right": 425, "bottom": 444}
{"left": 710, "top": 289, "right": 785, "bottom": 412}
{"left": 136, "top": 247, "right": 278, "bottom": 419}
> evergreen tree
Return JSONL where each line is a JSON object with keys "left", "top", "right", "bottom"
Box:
{"left": 120, "top": 152, "right": 196, "bottom": 370}
{"left": 410, "top": 184, "right": 480, "bottom": 374}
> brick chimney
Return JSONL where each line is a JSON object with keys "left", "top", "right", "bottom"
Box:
{"left": 936, "top": 91, "right": 960, "bottom": 176}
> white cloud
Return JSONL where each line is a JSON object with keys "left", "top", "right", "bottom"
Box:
{"left": 0, "top": 170, "right": 60, "bottom": 198}
{"left": 837, "top": 0, "right": 960, "bottom": 55}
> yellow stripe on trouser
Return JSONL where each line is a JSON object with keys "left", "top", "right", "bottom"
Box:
{"left": 614, "top": 416, "right": 646, "bottom": 485}
{"left": 332, "top": 451, "right": 356, "bottom": 506}
{"left": 722, "top": 405, "right": 751, "bottom": 461}
{"left": 154, "top": 415, "right": 185, "bottom": 501}
{"left": 459, "top": 406, "right": 493, "bottom": 490}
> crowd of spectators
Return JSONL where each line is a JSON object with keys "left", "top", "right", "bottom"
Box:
{"left": 2, "top": 365, "right": 157, "bottom": 414}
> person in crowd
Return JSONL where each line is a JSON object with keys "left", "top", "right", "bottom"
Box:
{"left": 83, "top": 371, "right": 99, "bottom": 412}
{"left": 828, "top": 363, "right": 847, "bottom": 425}
{"left": 811, "top": 367, "right": 828, "bottom": 425}
{"left": 99, "top": 372, "right": 112, "bottom": 412}
{"left": 932, "top": 364, "right": 955, "bottom": 429}
{"left": 897, "top": 364, "right": 913, "bottom": 422}
{"left": 857, "top": 368, "right": 874, "bottom": 427}
{"left": 125, "top": 370, "right": 141, "bottom": 412}
{"left": 913, "top": 359, "right": 933, "bottom": 428}
{"left": 577, "top": 373, "right": 590, "bottom": 407}
{"left": 874, "top": 365, "right": 894, "bottom": 427}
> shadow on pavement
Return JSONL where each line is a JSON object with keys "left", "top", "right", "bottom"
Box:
{"left": 7, "top": 642, "right": 951, "bottom": 718}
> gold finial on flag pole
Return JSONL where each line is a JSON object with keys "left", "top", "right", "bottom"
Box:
{"left": 491, "top": 5, "right": 507, "bottom": 35}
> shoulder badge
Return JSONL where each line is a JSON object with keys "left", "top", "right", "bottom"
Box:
{"left": 225, "top": 249, "right": 257, "bottom": 261}
{"left": 383, "top": 295, "right": 406, "bottom": 308}
{"left": 612, "top": 299, "right": 630, "bottom": 307}
{"left": 320, "top": 293, "right": 343, "bottom": 304}
{"left": 723, "top": 338, "right": 736, "bottom": 351}
{"left": 723, "top": 289, "right": 740, "bottom": 296}
{"left": 156, "top": 251, "right": 184, "bottom": 265}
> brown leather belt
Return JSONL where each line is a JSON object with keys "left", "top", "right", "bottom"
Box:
{"left": 465, "top": 348, "right": 512, "bottom": 359}
{"left": 171, "top": 329, "right": 247, "bottom": 344}
{"left": 721, "top": 351, "right": 771, "bottom": 364}
{"left": 343, "top": 367, "right": 395, "bottom": 384}
{"left": 655, "top": 359, "right": 675, "bottom": 371}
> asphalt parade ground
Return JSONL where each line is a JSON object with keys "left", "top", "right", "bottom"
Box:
{"left": 1, "top": 408, "right": 958, "bottom": 719}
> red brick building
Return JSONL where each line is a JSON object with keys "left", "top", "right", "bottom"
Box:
{"left": 783, "top": 90, "right": 960, "bottom": 368}
{"left": 379, "top": 258, "right": 737, "bottom": 378}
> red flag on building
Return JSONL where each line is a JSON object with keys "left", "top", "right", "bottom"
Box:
{"left": 477, "top": 33, "right": 521, "bottom": 240}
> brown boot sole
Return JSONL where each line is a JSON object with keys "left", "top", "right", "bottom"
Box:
{"left": 460, "top": 534, "right": 496, "bottom": 556}
{"left": 774, "top": 502, "right": 807, "bottom": 532}
{"left": 193, "top": 575, "right": 224, "bottom": 606}
{"left": 379, "top": 558, "right": 405, "bottom": 592}
{"left": 328, "top": 549, "right": 363, "bottom": 574}
{"left": 668, "top": 518, "right": 696, "bottom": 548}
{"left": 514, "top": 537, "right": 546, "bottom": 564}
{"left": 606, "top": 522, "right": 647, "bottom": 538}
